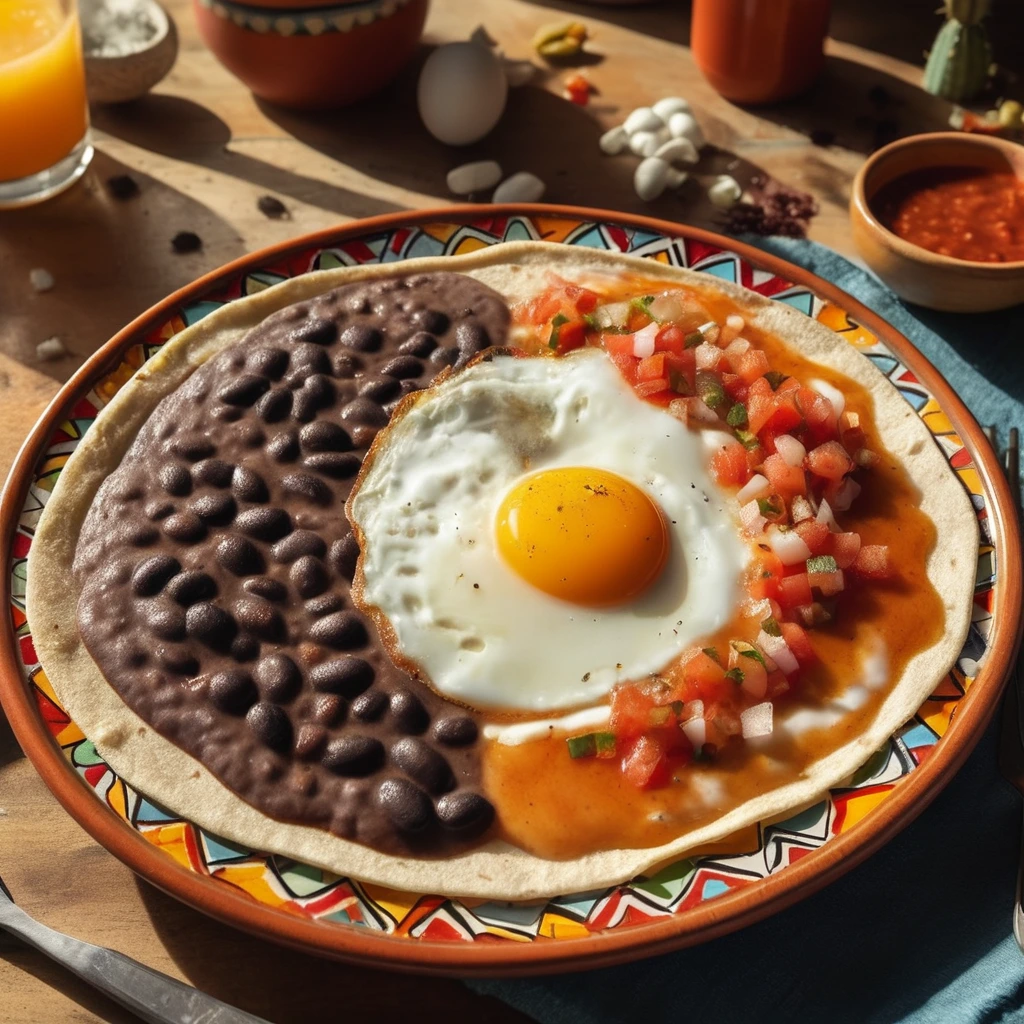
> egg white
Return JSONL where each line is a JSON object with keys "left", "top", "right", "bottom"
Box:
{"left": 349, "top": 349, "right": 747, "bottom": 714}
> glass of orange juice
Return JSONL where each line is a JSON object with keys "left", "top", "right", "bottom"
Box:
{"left": 0, "top": 0, "right": 92, "bottom": 208}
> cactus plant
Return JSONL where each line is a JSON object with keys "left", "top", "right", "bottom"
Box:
{"left": 923, "top": 0, "right": 992, "bottom": 101}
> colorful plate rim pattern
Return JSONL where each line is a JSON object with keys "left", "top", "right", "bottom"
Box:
{"left": 1, "top": 206, "right": 1020, "bottom": 975}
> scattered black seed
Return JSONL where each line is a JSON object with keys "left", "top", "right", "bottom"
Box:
{"left": 106, "top": 174, "right": 139, "bottom": 200}
{"left": 256, "top": 194, "right": 288, "bottom": 219}
{"left": 171, "top": 231, "right": 202, "bottom": 254}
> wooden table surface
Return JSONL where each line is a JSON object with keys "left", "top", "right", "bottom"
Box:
{"left": 0, "top": 0, "right": 1009, "bottom": 1019}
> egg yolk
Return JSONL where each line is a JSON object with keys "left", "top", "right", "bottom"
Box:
{"left": 495, "top": 467, "right": 670, "bottom": 607}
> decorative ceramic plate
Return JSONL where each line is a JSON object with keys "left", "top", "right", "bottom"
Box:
{"left": 1, "top": 207, "right": 1020, "bottom": 974}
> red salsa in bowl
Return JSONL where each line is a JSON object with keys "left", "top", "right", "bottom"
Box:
{"left": 871, "top": 166, "right": 1024, "bottom": 264}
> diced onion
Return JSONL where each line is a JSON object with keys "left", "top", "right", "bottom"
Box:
{"left": 766, "top": 527, "right": 812, "bottom": 565}
{"left": 649, "top": 291, "right": 686, "bottom": 323}
{"left": 739, "top": 499, "right": 767, "bottom": 535}
{"left": 740, "top": 702, "right": 774, "bottom": 739}
{"left": 668, "top": 398, "right": 688, "bottom": 424}
{"left": 723, "top": 337, "right": 750, "bottom": 364}
{"left": 695, "top": 342, "right": 720, "bottom": 370}
{"left": 831, "top": 476, "right": 862, "bottom": 512}
{"left": 689, "top": 398, "right": 720, "bottom": 424}
{"left": 736, "top": 474, "right": 770, "bottom": 505}
{"left": 721, "top": 313, "right": 745, "bottom": 345}
{"left": 757, "top": 630, "right": 799, "bottom": 675}
{"left": 774, "top": 434, "right": 806, "bottom": 468}
{"left": 681, "top": 716, "right": 706, "bottom": 750}
{"left": 593, "top": 301, "right": 631, "bottom": 329}
{"left": 810, "top": 378, "right": 846, "bottom": 419}
{"left": 632, "top": 321, "right": 660, "bottom": 358}
{"left": 816, "top": 498, "right": 838, "bottom": 531}
{"left": 697, "top": 321, "right": 721, "bottom": 345}
{"left": 790, "top": 495, "right": 815, "bottom": 523}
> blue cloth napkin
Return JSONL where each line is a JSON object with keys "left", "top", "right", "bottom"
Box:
{"left": 468, "top": 238, "right": 1024, "bottom": 1024}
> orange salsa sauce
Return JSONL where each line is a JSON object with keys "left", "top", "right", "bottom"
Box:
{"left": 872, "top": 166, "right": 1024, "bottom": 263}
{"left": 483, "top": 280, "right": 944, "bottom": 861}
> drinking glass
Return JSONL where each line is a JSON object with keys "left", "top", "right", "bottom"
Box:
{"left": 0, "top": 0, "right": 92, "bottom": 208}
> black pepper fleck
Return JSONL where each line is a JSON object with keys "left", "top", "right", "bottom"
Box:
{"left": 107, "top": 174, "right": 139, "bottom": 200}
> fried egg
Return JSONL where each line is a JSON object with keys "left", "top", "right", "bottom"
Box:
{"left": 349, "top": 349, "right": 746, "bottom": 714}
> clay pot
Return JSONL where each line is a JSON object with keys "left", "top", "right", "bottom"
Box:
{"left": 192, "top": 0, "right": 429, "bottom": 109}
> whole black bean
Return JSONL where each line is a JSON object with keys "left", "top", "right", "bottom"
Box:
{"left": 290, "top": 342, "right": 331, "bottom": 375}
{"left": 125, "top": 523, "right": 160, "bottom": 547}
{"left": 305, "top": 593, "right": 344, "bottom": 617}
{"left": 339, "top": 324, "right": 382, "bottom": 352}
{"left": 235, "top": 507, "right": 292, "bottom": 541}
{"left": 332, "top": 353, "right": 362, "bottom": 378}
{"left": 311, "top": 692, "right": 346, "bottom": 726}
{"left": 432, "top": 715, "right": 478, "bottom": 747}
{"left": 162, "top": 512, "right": 206, "bottom": 544}
{"left": 389, "top": 738, "right": 454, "bottom": 794}
{"left": 299, "top": 421, "right": 352, "bottom": 453}
{"left": 218, "top": 373, "right": 269, "bottom": 407}
{"left": 301, "top": 373, "right": 335, "bottom": 409}
{"left": 340, "top": 397, "right": 388, "bottom": 427}
{"left": 170, "top": 436, "right": 215, "bottom": 462}
{"left": 192, "top": 458, "right": 234, "bottom": 487}
{"left": 208, "top": 669, "right": 257, "bottom": 714}
{"left": 254, "top": 653, "right": 302, "bottom": 702}
{"left": 230, "top": 633, "right": 260, "bottom": 662}
{"left": 131, "top": 555, "right": 180, "bottom": 597}
{"left": 217, "top": 535, "right": 264, "bottom": 577}
{"left": 289, "top": 555, "right": 328, "bottom": 597}
{"left": 231, "top": 466, "right": 269, "bottom": 504}
{"left": 273, "top": 530, "right": 327, "bottom": 563}
{"left": 380, "top": 355, "right": 423, "bottom": 379}
{"left": 290, "top": 317, "right": 338, "bottom": 346}
{"left": 308, "top": 611, "right": 367, "bottom": 650}
{"left": 329, "top": 534, "right": 359, "bottom": 581}
{"left": 185, "top": 602, "right": 236, "bottom": 649}
{"left": 435, "top": 791, "right": 494, "bottom": 835}
{"left": 294, "top": 723, "right": 327, "bottom": 759}
{"left": 147, "top": 604, "right": 186, "bottom": 641}
{"left": 247, "top": 347, "right": 289, "bottom": 379}
{"left": 302, "top": 453, "right": 361, "bottom": 479}
{"left": 376, "top": 778, "right": 435, "bottom": 833}
{"left": 455, "top": 322, "right": 489, "bottom": 360}
{"left": 308, "top": 656, "right": 373, "bottom": 695}
{"left": 255, "top": 388, "right": 292, "bottom": 423}
{"left": 266, "top": 430, "right": 300, "bottom": 462}
{"left": 188, "top": 492, "right": 236, "bottom": 526}
{"left": 398, "top": 332, "right": 437, "bottom": 358}
{"left": 281, "top": 473, "right": 332, "bottom": 506}
{"left": 233, "top": 596, "right": 285, "bottom": 641}
{"left": 160, "top": 462, "right": 192, "bottom": 497}
{"left": 246, "top": 701, "right": 293, "bottom": 753}
{"left": 350, "top": 688, "right": 387, "bottom": 721}
{"left": 357, "top": 376, "right": 400, "bottom": 402}
{"left": 389, "top": 690, "right": 429, "bottom": 735}
{"left": 166, "top": 570, "right": 217, "bottom": 606}
{"left": 322, "top": 734, "right": 384, "bottom": 776}
{"left": 412, "top": 308, "right": 449, "bottom": 334}
{"left": 242, "top": 576, "right": 288, "bottom": 602}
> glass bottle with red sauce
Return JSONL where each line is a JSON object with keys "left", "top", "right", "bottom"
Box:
{"left": 691, "top": 0, "right": 832, "bottom": 105}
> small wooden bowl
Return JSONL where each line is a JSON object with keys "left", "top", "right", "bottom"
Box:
{"left": 83, "top": 0, "right": 179, "bottom": 105}
{"left": 850, "top": 132, "right": 1024, "bottom": 313}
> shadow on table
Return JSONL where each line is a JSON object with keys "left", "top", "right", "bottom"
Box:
{"left": 0, "top": 938, "right": 140, "bottom": 1024}
{"left": 91, "top": 97, "right": 405, "bottom": 222}
{"left": 0, "top": 708, "right": 22, "bottom": 769}
{"left": 132, "top": 880, "right": 527, "bottom": 1024}
{"left": 0, "top": 149, "right": 246, "bottom": 382}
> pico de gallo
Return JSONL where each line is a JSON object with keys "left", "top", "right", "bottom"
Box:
{"left": 513, "top": 278, "right": 896, "bottom": 791}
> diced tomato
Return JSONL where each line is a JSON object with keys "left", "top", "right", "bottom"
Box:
{"left": 634, "top": 379, "right": 671, "bottom": 399}
{"left": 778, "top": 572, "right": 813, "bottom": 609}
{"left": 637, "top": 352, "right": 667, "bottom": 382}
{"left": 806, "top": 441, "right": 855, "bottom": 482}
{"left": 553, "top": 318, "right": 587, "bottom": 354}
{"left": 794, "top": 518, "right": 832, "bottom": 555}
{"left": 681, "top": 650, "right": 730, "bottom": 703}
{"left": 766, "top": 669, "right": 791, "bottom": 699}
{"left": 559, "top": 282, "right": 599, "bottom": 313}
{"left": 521, "top": 291, "right": 563, "bottom": 324}
{"left": 763, "top": 453, "right": 807, "bottom": 498}
{"left": 852, "top": 544, "right": 894, "bottom": 579}
{"left": 745, "top": 444, "right": 765, "bottom": 472}
{"left": 799, "top": 388, "right": 839, "bottom": 444}
{"left": 663, "top": 350, "right": 696, "bottom": 394}
{"left": 610, "top": 684, "right": 653, "bottom": 737}
{"left": 736, "top": 348, "right": 771, "bottom": 384}
{"left": 721, "top": 372, "right": 747, "bottom": 402}
{"left": 710, "top": 442, "right": 751, "bottom": 487}
{"left": 780, "top": 621, "right": 815, "bottom": 665}
{"left": 747, "top": 548, "right": 785, "bottom": 601}
{"left": 620, "top": 734, "right": 668, "bottom": 788}
{"left": 808, "top": 565, "right": 845, "bottom": 596}
{"left": 603, "top": 333, "right": 635, "bottom": 358}
{"left": 765, "top": 393, "right": 804, "bottom": 435}
{"left": 832, "top": 531, "right": 862, "bottom": 569}
{"left": 655, "top": 325, "right": 686, "bottom": 354}
{"left": 609, "top": 351, "right": 638, "bottom": 386}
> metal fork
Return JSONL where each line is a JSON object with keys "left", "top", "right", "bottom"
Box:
{"left": 0, "top": 870, "right": 271, "bottom": 1024}
{"left": 989, "top": 426, "right": 1024, "bottom": 950}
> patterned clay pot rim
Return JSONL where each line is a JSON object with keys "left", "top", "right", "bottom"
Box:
{"left": 194, "top": 0, "right": 415, "bottom": 36}
{"left": 0, "top": 206, "right": 1020, "bottom": 976}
